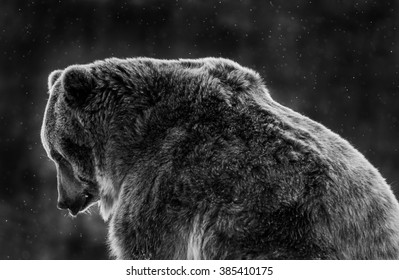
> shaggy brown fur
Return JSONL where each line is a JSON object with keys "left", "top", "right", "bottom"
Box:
{"left": 41, "top": 57, "right": 399, "bottom": 259}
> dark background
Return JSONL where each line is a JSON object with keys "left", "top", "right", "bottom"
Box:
{"left": 1, "top": 0, "right": 398, "bottom": 259}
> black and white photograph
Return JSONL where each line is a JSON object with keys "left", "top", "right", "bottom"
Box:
{"left": 1, "top": 0, "right": 399, "bottom": 264}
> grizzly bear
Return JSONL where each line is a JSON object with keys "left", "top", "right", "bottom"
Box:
{"left": 41, "top": 57, "right": 399, "bottom": 259}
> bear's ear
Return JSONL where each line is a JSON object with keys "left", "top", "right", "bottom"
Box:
{"left": 48, "top": 69, "right": 63, "bottom": 91}
{"left": 61, "top": 66, "right": 95, "bottom": 108}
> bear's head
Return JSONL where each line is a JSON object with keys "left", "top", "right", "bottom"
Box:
{"left": 41, "top": 65, "right": 112, "bottom": 219}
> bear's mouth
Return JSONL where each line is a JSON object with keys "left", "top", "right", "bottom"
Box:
{"left": 68, "top": 192, "right": 97, "bottom": 216}
{"left": 81, "top": 193, "right": 94, "bottom": 210}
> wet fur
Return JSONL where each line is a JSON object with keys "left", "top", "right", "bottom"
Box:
{"left": 42, "top": 57, "right": 399, "bottom": 259}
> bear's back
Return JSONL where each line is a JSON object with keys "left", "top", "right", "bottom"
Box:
{"left": 85, "top": 57, "right": 399, "bottom": 259}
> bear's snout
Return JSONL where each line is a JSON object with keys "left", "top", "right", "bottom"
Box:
{"left": 57, "top": 196, "right": 85, "bottom": 216}
{"left": 57, "top": 199, "right": 69, "bottom": 210}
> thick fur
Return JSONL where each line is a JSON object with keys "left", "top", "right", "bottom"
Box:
{"left": 41, "top": 57, "right": 399, "bottom": 259}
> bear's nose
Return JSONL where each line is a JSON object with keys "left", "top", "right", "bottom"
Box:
{"left": 57, "top": 199, "right": 69, "bottom": 210}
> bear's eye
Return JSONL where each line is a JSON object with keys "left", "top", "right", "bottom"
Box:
{"left": 77, "top": 175, "right": 93, "bottom": 185}
{"left": 50, "top": 151, "right": 66, "bottom": 163}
